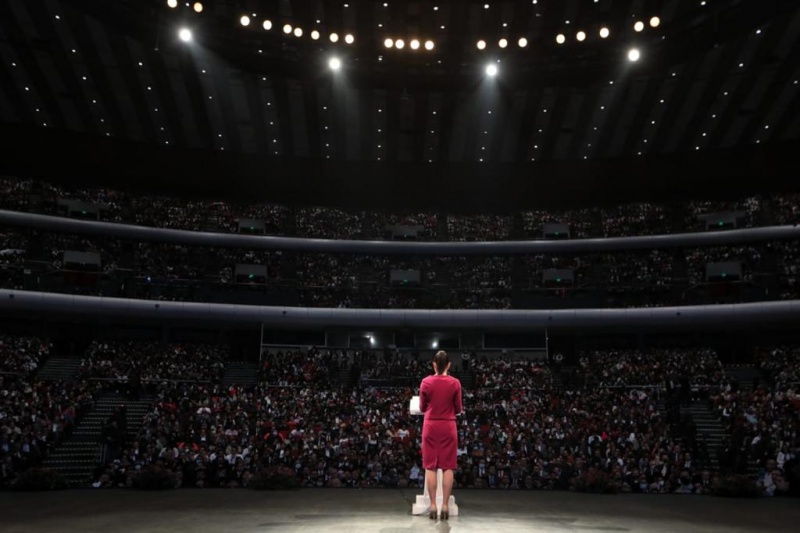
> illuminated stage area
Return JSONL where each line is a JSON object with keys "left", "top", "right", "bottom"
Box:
{"left": 1, "top": 490, "right": 798, "bottom": 533}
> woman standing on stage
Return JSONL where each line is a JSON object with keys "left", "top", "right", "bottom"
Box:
{"left": 419, "top": 350, "right": 463, "bottom": 520}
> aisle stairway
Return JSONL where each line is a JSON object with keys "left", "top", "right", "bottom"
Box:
{"left": 724, "top": 366, "right": 761, "bottom": 391}
{"left": 221, "top": 362, "right": 259, "bottom": 387}
{"left": 37, "top": 357, "right": 81, "bottom": 381}
{"left": 681, "top": 401, "right": 727, "bottom": 470}
{"left": 43, "top": 394, "right": 152, "bottom": 487}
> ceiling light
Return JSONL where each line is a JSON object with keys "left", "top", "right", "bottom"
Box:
{"left": 345, "top": 34, "right": 355, "bottom": 44}
{"left": 425, "top": 40, "right": 434, "bottom": 50}
{"left": 384, "top": 38, "right": 394, "bottom": 48}
{"left": 410, "top": 39, "right": 420, "bottom": 50}
{"left": 486, "top": 63, "right": 498, "bottom": 77}
{"left": 240, "top": 15, "right": 251, "bottom": 27}
{"left": 167, "top": 0, "right": 178, "bottom": 8}
{"left": 283, "top": 24, "right": 292, "bottom": 34}
{"left": 311, "top": 30, "right": 320, "bottom": 40}
{"left": 518, "top": 37, "right": 528, "bottom": 48}
{"left": 330, "top": 32, "right": 339, "bottom": 42}
{"left": 599, "top": 27, "right": 610, "bottom": 38}
{"left": 477, "top": 40, "right": 486, "bottom": 50}
{"left": 628, "top": 48, "right": 641, "bottom": 62}
{"left": 329, "top": 57, "right": 341, "bottom": 70}
{"left": 178, "top": 28, "right": 192, "bottom": 42}
{"left": 634, "top": 21, "right": 644, "bottom": 32}
{"left": 556, "top": 34, "right": 566, "bottom": 44}
{"left": 263, "top": 20, "right": 272, "bottom": 30}
{"left": 576, "top": 31, "right": 586, "bottom": 42}
{"left": 395, "top": 38, "right": 405, "bottom": 49}
{"left": 193, "top": 2, "right": 203, "bottom": 13}
{"left": 498, "top": 38, "right": 508, "bottom": 48}
{"left": 650, "top": 16, "right": 660, "bottom": 28}
{"left": 294, "top": 27, "right": 303, "bottom": 37}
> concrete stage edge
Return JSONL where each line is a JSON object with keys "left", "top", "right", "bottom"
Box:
{"left": 0, "top": 489, "right": 797, "bottom": 532}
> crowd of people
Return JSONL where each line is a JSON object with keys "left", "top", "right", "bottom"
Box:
{"left": 0, "top": 376, "right": 100, "bottom": 489}
{"left": 78, "top": 341, "right": 228, "bottom": 383}
{"left": 0, "top": 336, "right": 52, "bottom": 376}
{"left": 2, "top": 176, "right": 797, "bottom": 241}
{"left": 0, "top": 334, "right": 797, "bottom": 496}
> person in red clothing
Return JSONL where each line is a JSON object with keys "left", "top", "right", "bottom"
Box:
{"left": 419, "top": 350, "right": 463, "bottom": 520}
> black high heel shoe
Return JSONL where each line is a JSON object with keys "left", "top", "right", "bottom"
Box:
{"left": 429, "top": 508, "right": 438, "bottom": 520}
{"left": 441, "top": 509, "right": 449, "bottom": 520}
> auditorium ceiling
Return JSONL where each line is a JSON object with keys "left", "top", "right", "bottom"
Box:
{"left": 1, "top": 0, "right": 798, "bottom": 166}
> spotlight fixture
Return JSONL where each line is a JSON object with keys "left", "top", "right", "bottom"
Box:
{"left": 178, "top": 28, "right": 192, "bottom": 42}
{"left": 283, "top": 24, "right": 292, "bottom": 34}
{"left": 628, "top": 48, "right": 641, "bottom": 62}
{"left": 329, "top": 57, "right": 341, "bottom": 70}
{"left": 167, "top": 0, "right": 177, "bottom": 8}
{"left": 384, "top": 38, "right": 394, "bottom": 48}
{"left": 576, "top": 31, "right": 586, "bottom": 42}
{"left": 650, "top": 16, "right": 660, "bottom": 28}
{"left": 263, "top": 20, "right": 272, "bottom": 30}
{"left": 599, "top": 27, "right": 610, "bottom": 38}
{"left": 329, "top": 33, "right": 339, "bottom": 43}
{"left": 425, "top": 40, "right": 434, "bottom": 50}
{"left": 518, "top": 37, "right": 528, "bottom": 48}
{"left": 410, "top": 39, "right": 420, "bottom": 50}
{"left": 477, "top": 40, "right": 486, "bottom": 50}
{"left": 294, "top": 27, "right": 303, "bottom": 37}
{"left": 240, "top": 15, "right": 250, "bottom": 27}
{"left": 395, "top": 38, "right": 405, "bottom": 49}
{"left": 345, "top": 34, "right": 355, "bottom": 44}
{"left": 556, "top": 33, "right": 566, "bottom": 44}
{"left": 311, "top": 30, "right": 320, "bottom": 40}
{"left": 498, "top": 38, "right": 508, "bottom": 48}
{"left": 486, "top": 63, "right": 498, "bottom": 77}
{"left": 193, "top": 2, "right": 203, "bottom": 13}
{"left": 634, "top": 21, "right": 644, "bottom": 32}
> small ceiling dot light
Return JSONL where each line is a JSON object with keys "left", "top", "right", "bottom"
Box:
{"left": 193, "top": 2, "right": 203, "bottom": 13}
{"left": 167, "top": 0, "right": 178, "bottom": 8}
{"left": 384, "top": 38, "right": 394, "bottom": 48}
{"left": 345, "top": 34, "right": 355, "bottom": 44}
{"left": 634, "top": 21, "right": 645, "bottom": 32}
{"left": 518, "top": 37, "right": 528, "bottom": 48}
{"left": 650, "top": 16, "right": 660, "bottom": 28}
{"left": 283, "top": 24, "right": 292, "bottom": 34}
{"left": 425, "top": 40, "right": 434, "bottom": 50}
{"left": 499, "top": 38, "right": 508, "bottom": 48}
{"left": 410, "top": 39, "right": 420, "bottom": 50}
{"left": 311, "top": 30, "right": 320, "bottom": 40}
{"left": 294, "top": 27, "right": 303, "bottom": 37}
{"left": 263, "top": 20, "right": 272, "bottom": 30}
{"left": 330, "top": 32, "right": 339, "bottom": 42}
{"left": 395, "top": 38, "right": 405, "bottom": 49}
{"left": 486, "top": 63, "right": 498, "bottom": 77}
{"left": 178, "top": 28, "right": 192, "bottom": 42}
{"left": 477, "top": 39, "right": 486, "bottom": 50}
{"left": 576, "top": 31, "right": 586, "bottom": 42}
{"left": 628, "top": 48, "right": 641, "bottom": 61}
{"left": 329, "top": 57, "right": 341, "bottom": 70}
{"left": 599, "top": 27, "right": 610, "bottom": 38}
{"left": 556, "top": 34, "right": 566, "bottom": 44}
{"left": 240, "top": 15, "right": 251, "bottom": 27}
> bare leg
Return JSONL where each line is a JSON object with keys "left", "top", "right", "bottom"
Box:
{"left": 425, "top": 469, "right": 438, "bottom": 513}
{"left": 441, "top": 469, "right": 454, "bottom": 513}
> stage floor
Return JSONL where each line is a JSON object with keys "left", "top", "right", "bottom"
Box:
{"left": 1, "top": 488, "right": 798, "bottom": 532}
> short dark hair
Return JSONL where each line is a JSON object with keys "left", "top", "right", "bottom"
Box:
{"left": 433, "top": 350, "right": 450, "bottom": 374}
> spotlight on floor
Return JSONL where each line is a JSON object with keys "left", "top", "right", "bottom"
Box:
{"left": 178, "top": 28, "right": 192, "bottom": 42}
{"left": 628, "top": 48, "right": 641, "bottom": 62}
{"left": 485, "top": 63, "right": 498, "bottom": 77}
{"left": 329, "top": 57, "right": 342, "bottom": 71}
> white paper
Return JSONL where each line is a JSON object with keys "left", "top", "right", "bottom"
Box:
{"left": 409, "top": 396, "right": 422, "bottom": 416}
